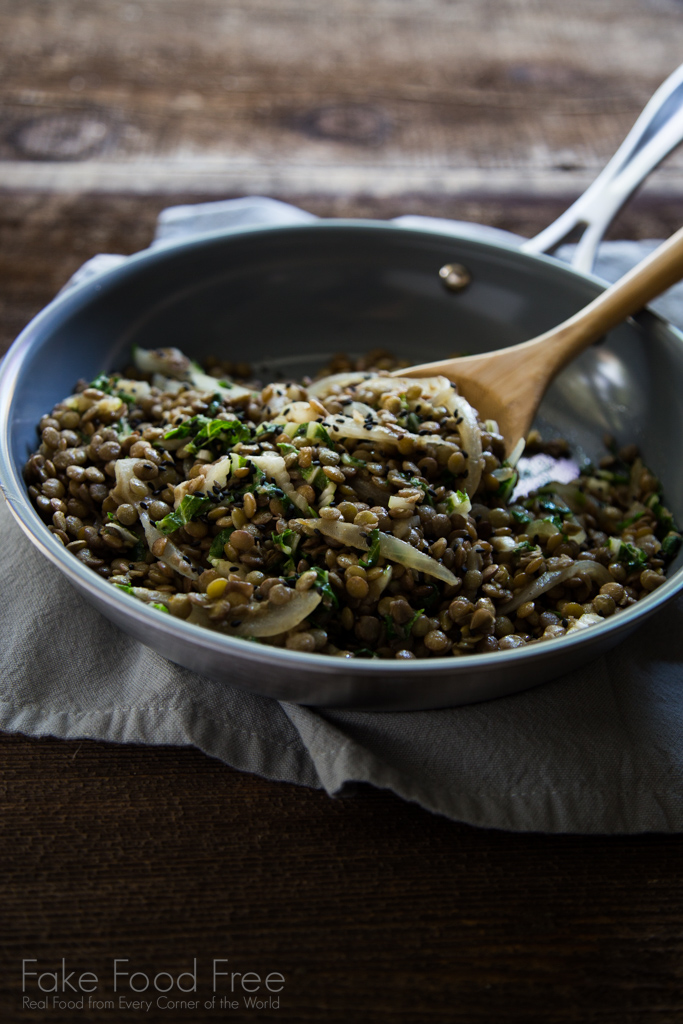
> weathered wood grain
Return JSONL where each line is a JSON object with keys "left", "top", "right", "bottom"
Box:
{"left": 2, "top": 731, "right": 683, "bottom": 1024}
{"left": 0, "top": 0, "right": 682, "bottom": 196}
{"left": 2, "top": 187, "right": 680, "bottom": 356}
{"left": 3, "top": 4, "right": 683, "bottom": 1022}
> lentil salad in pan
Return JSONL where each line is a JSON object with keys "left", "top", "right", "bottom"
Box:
{"left": 24, "top": 346, "right": 682, "bottom": 660}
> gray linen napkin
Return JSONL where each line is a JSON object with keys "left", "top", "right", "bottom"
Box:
{"left": 3, "top": 198, "right": 683, "bottom": 834}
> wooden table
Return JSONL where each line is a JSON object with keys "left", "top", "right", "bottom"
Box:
{"left": 2, "top": 3, "right": 682, "bottom": 1021}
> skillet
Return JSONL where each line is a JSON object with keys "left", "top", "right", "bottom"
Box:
{"left": 1, "top": 67, "right": 683, "bottom": 709}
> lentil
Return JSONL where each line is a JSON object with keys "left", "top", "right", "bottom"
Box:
{"left": 24, "top": 350, "right": 681, "bottom": 661}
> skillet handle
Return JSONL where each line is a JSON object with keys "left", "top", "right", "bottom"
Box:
{"left": 520, "top": 63, "right": 683, "bottom": 275}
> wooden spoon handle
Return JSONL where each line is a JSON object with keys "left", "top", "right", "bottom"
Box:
{"left": 523, "top": 223, "right": 683, "bottom": 377}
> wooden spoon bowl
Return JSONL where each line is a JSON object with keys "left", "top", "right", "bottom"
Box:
{"left": 397, "top": 226, "right": 683, "bottom": 456}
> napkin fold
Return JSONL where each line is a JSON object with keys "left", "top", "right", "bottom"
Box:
{"left": 3, "top": 197, "right": 683, "bottom": 834}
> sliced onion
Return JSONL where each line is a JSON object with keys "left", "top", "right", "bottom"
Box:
{"left": 348, "top": 401, "right": 378, "bottom": 420}
{"left": 133, "top": 345, "right": 252, "bottom": 399}
{"left": 307, "top": 371, "right": 375, "bottom": 398}
{"left": 112, "top": 458, "right": 150, "bottom": 506}
{"left": 507, "top": 438, "right": 525, "bottom": 468}
{"left": 187, "top": 366, "right": 253, "bottom": 401}
{"left": 318, "top": 481, "right": 337, "bottom": 508}
{"left": 368, "top": 565, "right": 393, "bottom": 601}
{"left": 201, "top": 451, "right": 310, "bottom": 515}
{"left": 133, "top": 346, "right": 191, "bottom": 377}
{"left": 445, "top": 490, "right": 472, "bottom": 516}
{"left": 200, "top": 454, "right": 232, "bottom": 495}
{"left": 101, "top": 521, "right": 141, "bottom": 547}
{"left": 566, "top": 611, "right": 604, "bottom": 632}
{"left": 525, "top": 519, "right": 561, "bottom": 540}
{"left": 499, "top": 558, "right": 612, "bottom": 616}
{"left": 322, "top": 414, "right": 406, "bottom": 446}
{"left": 541, "top": 482, "right": 587, "bottom": 513}
{"left": 117, "top": 586, "right": 172, "bottom": 605}
{"left": 366, "top": 374, "right": 454, "bottom": 407}
{"left": 152, "top": 374, "right": 186, "bottom": 394}
{"left": 261, "top": 386, "right": 293, "bottom": 417}
{"left": 294, "top": 518, "right": 457, "bottom": 586}
{"left": 272, "top": 400, "right": 321, "bottom": 424}
{"left": 250, "top": 453, "right": 310, "bottom": 513}
{"left": 450, "top": 393, "right": 483, "bottom": 497}
{"left": 221, "top": 590, "right": 322, "bottom": 637}
{"left": 209, "top": 558, "right": 248, "bottom": 579}
{"left": 388, "top": 495, "right": 419, "bottom": 513}
{"left": 113, "top": 378, "right": 152, "bottom": 400}
{"left": 321, "top": 414, "right": 458, "bottom": 460}
{"left": 296, "top": 517, "right": 367, "bottom": 547}
{"left": 491, "top": 535, "right": 518, "bottom": 554}
{"left": 139, "top": 511, "right": 199, "bottom": 580}
{"left": 379, "top": 532, "right": 457, "bottom": 585}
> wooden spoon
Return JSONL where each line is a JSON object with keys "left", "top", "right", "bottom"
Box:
{"left": 397, "top": 226, "right": 683, "bottom": 457}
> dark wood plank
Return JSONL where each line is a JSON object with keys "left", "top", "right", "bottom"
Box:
{"left": 2, "top": 731, "right": 683, "bottom": 1024}
{"left": 0, "top": 0, "right": 682, "bottom": 196}
{"left": 2, "top": 187, "right": 681, "bottom": 356}
{"left": 3, "top": 4, "right": 683, "bottom": 1021}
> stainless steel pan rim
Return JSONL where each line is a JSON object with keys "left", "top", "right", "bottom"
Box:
{"left": 2, "top": 218, "right": 682, "bottom": 710}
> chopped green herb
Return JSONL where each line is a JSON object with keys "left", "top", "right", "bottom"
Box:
{"left": 130, "top": 539, "right": 147, "bottom": 562}
{"left": 611, "top": 540, "right": 648, "bottom": 572}
{"left": 409, "top": 477, "right": 435, "bottom": 507}
{"left": 616, "top": 510, "right": 646, "bottom": 531}
{"left": 385, "top": 606, "right": 424, "bottom": 641}
{"left": 311, "top": 566, "right": 339, "bottom": 608}
{"left": 295, "top": 421, "right": 333, "bottom": 445}
{"left": 163, "top": 415, "right": 252, "bottom": 455}
{"left": 536, "top": 496, "right": 572, "bottom": 519}
{"left": 312, "top": 422, "right": 332, "bottom": 446}
{"left": 152, "top": 602, "right": 170, "bottom": 613}
{"left": 510, "top": 506, "right": 533, "bottom": 525}
{"left": 163, "top": 416, "right": 206, "bottom": 440}
{"left": 359, "top": 528, "right": 381, "bottom": 568}
{"left": 271, "top": 528, "right": 299, "bottom": 573}
{"left": 341, "top": 451, "right": 366, "bottom": 468}
{"left": 497, "top": 471, "right": 518, "bottom": 504}
{"left": 156, "top": 494, "right": 212, "bottom": 534}
{"left": 115, "top": 583, "right": 135, "bottom": 595}
{"left": 115, "top": 417, "right": 133, "bottom": 437}
{"left": 209, "top": 528, "right": 235, "bottom": 560}
{"left": 301, "top": 465, "right": 325, "bottom": 489}
{"left": 405, "top": 607, "right": 424, "bottom": 636}
{"left": 662, "top": 532, "right": 682, "bottom": 559}
{"left": 406, "top": 412, "right": 421, "bottom": 434}
{"left": 444, "top": 489, "right": 470, "bottom": 514}
{"left": 89, "top": 373, "right": 115, "bottom": 394}
{"left": 647, "top": 493, "right": 676, "bottom": 534}
{"left": 185, "top": 418, "right": 252, "bottom": 455}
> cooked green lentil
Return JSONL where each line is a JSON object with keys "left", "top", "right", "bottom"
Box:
{"left": 24, "top": 345, "right": 681, "bottom": 659}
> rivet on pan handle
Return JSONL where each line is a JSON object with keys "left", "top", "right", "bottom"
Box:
{"left": 521, "top": 63, "right": 683, "bottom": 275}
